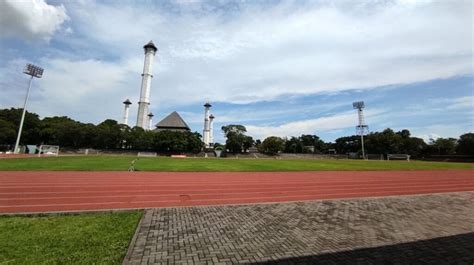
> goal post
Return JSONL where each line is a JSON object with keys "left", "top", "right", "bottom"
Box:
{"left": 137, "top": 152, "right": 157, "bottom": 157}
{"left": 387, "top": 154, "right": 410, "bottom": 161}
{"left": 38, "top": 145, "right": 60, "bottom": 157}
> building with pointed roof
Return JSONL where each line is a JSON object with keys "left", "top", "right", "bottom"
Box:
{"left": 153, "top": 111, "right": 190, "bottom": 132}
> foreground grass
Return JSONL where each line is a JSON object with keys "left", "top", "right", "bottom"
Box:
{"left": 0, "top": 156, "right": 472, "bottom": 171}
{"left": 0, "top": 211, "right": 142, "bottom": 264}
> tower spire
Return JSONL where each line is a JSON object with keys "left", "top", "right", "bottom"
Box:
{"left": 136, "top": 40, "right": 158, "bottom": 128}
{"left": 209, "top": 114, "right": 215, "bottom": 146}
{"left": 147, "top": 112, "right": 154, "bottom": 130}
{"left": 122, "top": 99, "right": 132, "bottom": 126}
{"left": 203, "top": 102, "right": 212, "bottom": 148}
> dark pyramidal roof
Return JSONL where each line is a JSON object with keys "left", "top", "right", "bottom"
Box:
{"left": 155, "top": 111, "right": 190, "bottom": 130}
{"left": 144, "top": 40, "right": 158, "bottom": 52}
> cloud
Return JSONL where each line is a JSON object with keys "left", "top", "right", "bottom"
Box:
{"left": 245, "top": 109, "right": 385, "bottom": 140}
{"left": 447, "top": 96, "right": 474, "bottom": 110}
{"left": 0, "top": 0, "right": 68, "bottom": 42}
{"left": 19, "top": 57, "right": 142, "bottom": 122}
{"left": 55, "top": 0, "right": 473, "bottom": 107}
{"left": 413, "top": 124, "right": 473, "bottom": 143}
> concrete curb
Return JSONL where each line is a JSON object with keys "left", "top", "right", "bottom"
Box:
{"left": 123, "top": 209, "right": 153, "bottom": 265}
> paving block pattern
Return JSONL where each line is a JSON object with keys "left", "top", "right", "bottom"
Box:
{"left": 124, "top": 192, "right": 474, "bottom": 264}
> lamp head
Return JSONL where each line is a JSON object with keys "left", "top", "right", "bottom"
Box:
{"left": 23, "top": 64, "right": 44, "bottom": 78}
{"left": 352, "top": 101, "right": 365, "bottom": 109}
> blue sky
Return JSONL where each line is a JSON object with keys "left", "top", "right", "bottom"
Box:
{"left": 0, "top": 0, "right": 472, "bottom": 143}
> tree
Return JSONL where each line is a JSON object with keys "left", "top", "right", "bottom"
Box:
{"left": 334, "top": 135, "right": 360, "bottom": 154}
{"left": 77, "top": 123, "right": 98, "bottom": 148}
{"left": 259, "top": 136, "right": 285, "bottom": 155}
{"left": 429, "top": 137, "right": 457, "bottom": 155}
{"left": 456, "top": 133, "right": 474, "bottom": 155}
{"left": 0, "top": 108, "right": 41, "bottom": 145}
{"left": 284, "top": 137, "right": 303, "bottom": 153}
{"left": 153, "top": 130, "right": 203, "bottom": 153}
{"left": 221, "top": 124, "right": 252, "bottom": 153}
{"left": 39, "top": 116, "right": 82, "bottom": 147}
{"left": 300, "top": 134, "right": 327, "bottom": 153}
{"left": 254, "top": 139, "right": 262, "bottom": 148}
{"left": 95, "top": 119, "right": 122, "bottom": 149}
{"left": 242, "top": 136, "right": 254, "bottom": 152}
{"left": 0, "top": 119, "right": 16, "bottom": 145}
{"left": 187, "top": 132, "right": 204, "bottom": 153}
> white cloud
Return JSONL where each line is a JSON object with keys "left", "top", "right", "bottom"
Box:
{"left": 447, "top": 96, "right": 474, "bottom": 110}
{"left": 23, "top": 58, "right": 142, "bottom": 122}
{"left": 51, "top": 0, "right": 472, "bottom": 108}
{"left": 245, "top": 109, "right": 385, "bottom": 140}
{"left": 0, "top": 0, "right": 68, "bottom": 42}
{"left": 413, "top": 124, "right": 473, "bottom": 143}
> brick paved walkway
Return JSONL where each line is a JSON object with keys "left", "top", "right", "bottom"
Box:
{"left": 124, "top": 192, "right": 474, "bottom": 264}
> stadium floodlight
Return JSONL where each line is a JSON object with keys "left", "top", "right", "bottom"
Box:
{"left": 352, "top": 101, "right": 365, "bottom": 109}
{"left": 13, "top": 64, "right": 44, "bottom": 154}
{"left": 24, "top": 63, "right": 44, "bottom": 78}
{"left": 353, "top": 101, "right": 369, "bottom": 159}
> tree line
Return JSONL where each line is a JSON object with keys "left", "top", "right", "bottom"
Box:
{"left": 0, "top": 108, "right": 202, "bottom": 153}
{"left": 1, "top": 108, "right": 473, "bottom": 157}
{"left": 220, "top": 124, "right": 473, "bottom": 157}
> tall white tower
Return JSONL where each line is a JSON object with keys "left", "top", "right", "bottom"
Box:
{"left": 209, "top": 114, "right": 215, "bottom": 146}
{"left": 122, "top": 99, "right": 132, "bottom": 126}
{"left": 203, "top": 102, "right": 211, "bottom": 148}
{"left": 148, "top": 112, "right": 154, "bottom": 131}
{"left": 136, "top": 41, "right": 157, "bottom": 129}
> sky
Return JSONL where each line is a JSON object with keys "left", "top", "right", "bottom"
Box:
{"left": 0, "top": 0, "right": 472, "bottom": 144}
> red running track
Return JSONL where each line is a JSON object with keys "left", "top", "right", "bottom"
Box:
{"left": 1, "top": 170, "right": 473, "bottom": 214}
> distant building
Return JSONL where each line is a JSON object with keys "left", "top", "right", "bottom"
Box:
{"left": 153, "top": 111, "right": 190, "bottom": 132}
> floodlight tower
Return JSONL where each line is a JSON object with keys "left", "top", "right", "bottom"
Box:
{"left": 209, "top": 114, "right": 215, "bottom": 145}
{"left": 14, "top": 64, "right": 44, "bottom": 154}
{"left": 352, "top": 101, "right": 368, "bottom": 159}
{"left": 122, "top": 99, "right": 132, "bottom": 126}
{"left": 147, "top": 112, "right": 154, "bottom": 130}
{"left": 136, "top": 41, "right": 157, "bottom": 129}
{"left": 203, "top": 102, "right": 212, "bottom": 148}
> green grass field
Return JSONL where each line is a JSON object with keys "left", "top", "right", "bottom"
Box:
{"left": 0, "top": 156, "right": 472, "bottom": 171}
{"left": 0, "top": 211, "right": 142, "bottom": 264}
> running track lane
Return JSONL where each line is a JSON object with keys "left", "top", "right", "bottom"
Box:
{"left": 0, "top": 170, "right": 473, "bottom": 214}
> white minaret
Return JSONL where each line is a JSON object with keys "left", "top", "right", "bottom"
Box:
{"left": 209, "top": 114, "right": 215, "bottom": 146}
{"left": 148, "top": 112, "right": 154, "bottom": 130}
{"left": 136, "top": 40, "right": 157, "bottom": 129}
{"left": 122, "top": 99, "right": 132, "bottom": 126}
{"left": 203, "top": 102, "right": 211, "bottom": 148}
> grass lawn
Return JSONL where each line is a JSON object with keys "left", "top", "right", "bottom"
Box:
{"left": 0, "top": 156, "right": 472, "bottom": 171}
{"left": 0, "top": 211, "right": 142, "bottom": 264}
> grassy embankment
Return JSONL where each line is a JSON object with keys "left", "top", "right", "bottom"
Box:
{"left": 0, "top": 211, "right": 142, "bottom": 264}
{"left": 0, "top": 156, "right": 472, "bottom": 171}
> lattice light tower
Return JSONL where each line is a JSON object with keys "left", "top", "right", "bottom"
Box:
{"left": 353, "top": 101, "right": 368, "bottom": 159}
